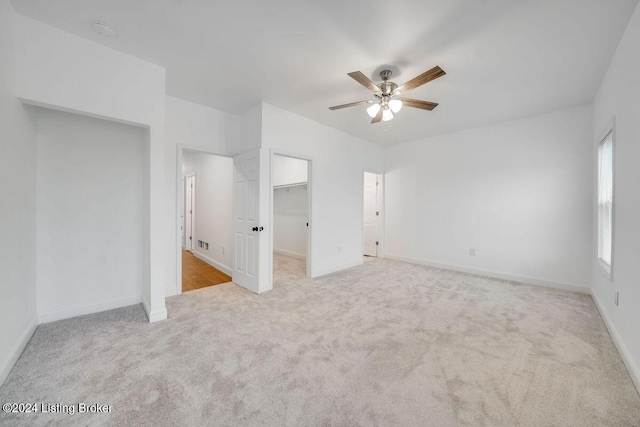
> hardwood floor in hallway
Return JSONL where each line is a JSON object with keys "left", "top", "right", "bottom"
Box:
{"left": 182, "top": 250, "right": 231, "bottom": 292}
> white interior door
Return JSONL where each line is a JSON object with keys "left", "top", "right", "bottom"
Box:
{"left": 363, "top": 172, "right": 378, "bottom": 257}
{"left": 185, "top": 175, "right": 195, "bottom": 251}
{"left": 181, "top": 177, "right": 185, "bottom": 249}
{"left": 233, "top": 149, "right": 271, "bottom": 294}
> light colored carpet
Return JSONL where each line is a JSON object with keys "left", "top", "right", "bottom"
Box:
{"left": 1, "top": 255, "right": 639, "bottom": 426}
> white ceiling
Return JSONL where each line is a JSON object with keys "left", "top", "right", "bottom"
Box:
{"left": 11, "top": 0, "right": 639, "bottom": 145}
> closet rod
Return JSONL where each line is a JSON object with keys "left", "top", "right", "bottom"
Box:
{"left": 273, "top": 182, "right": 307, "bottom": 189}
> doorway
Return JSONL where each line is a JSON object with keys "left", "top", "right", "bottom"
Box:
{"left": 271, "top": 153, "right": 312, "bottom": 283}
{"left": 179, "top": 149, "right": 233, "bottom": 292}
{"left": 363, "top": 171, "right": 383, "bottom": 258}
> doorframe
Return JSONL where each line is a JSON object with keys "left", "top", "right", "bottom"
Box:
{"left": 175, "top": 144, "right": 233, "bottom": 296}
{"left": 270, "top": 149, "right": 314, "bottom": 284}
{"left": 362, "top": 170, "right": 385, "bottom": 259}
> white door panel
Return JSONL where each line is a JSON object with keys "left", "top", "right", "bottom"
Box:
{"left": 363, "top": 172, "right": 378, "bottom": 257}
{"left": 181, "top": 177, "right": 185, "bottom": 249}
{"left": 233, "top": 149, "right": 271, "bottom": 293}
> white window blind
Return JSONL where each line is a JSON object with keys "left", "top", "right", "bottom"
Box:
{"left": 597, "top": 132, "right": 613, "bottom": 269}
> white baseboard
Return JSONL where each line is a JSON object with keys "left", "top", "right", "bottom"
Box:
{"left": 591, "top": 290, "right": 640, "bottom": 394}
{"left": 165, "top": 287, "right": 180, "bottom": 297}
{"left": 311, "top": 259, "right": 363, "bottom": 278}
{"left": 193, "top": 251, "right": 232, "bottom": 277}
{"left": 385, "top": 254, "right": 590, "bottom": 294}
{"left": 39, "top": 295, "right": 142, "bottom": 324}
{"left": 274, "top": 248, "right": 306, "bottom": 260}
{"left": 0, "top": 316, "right": 38, "bottom": 387}
{"left": 142, "top": 299, "right": 168, "bottom": 323}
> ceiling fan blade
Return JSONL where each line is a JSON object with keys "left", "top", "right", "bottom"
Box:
{"left": 398, "top": 97, "right": 439, "bottom": 111}
{"left": 329, "top": 100, "right": 374, "bottom": 110}
{"left": 396, "top": 66, "right": 446, "bottom": 94}
{"left": 371, "top": 107, "right": 383, "bottom": 124}
{"left": 348, "top": 71, "right": 381, "bottom": 93}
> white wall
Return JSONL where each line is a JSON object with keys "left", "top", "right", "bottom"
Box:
{"left": 261, "top": 103, "right": 385, "bottom": 277}
{"left": 0, "top": 0, "right": 38, "bottom": 386}
{"left": 14, "top": 14, "right": 168, "bottom": 321}
{"left": 591, "top": 2, "right": 640, "bottom": 391}
{"left": 164, "top": 96, "right": 240, "bottom": 294}
{"left": 14, "top": 16, "right": 165, "bottom": 128}
{"left": 35, "top": 109, "right": 145, "bottom": 322}
{"left": 182, "top": 150, "right": 233, "bottom": 274}
{"left": 273, "top": 155, "right": 308, "bottom": 187}
{"left": 237, "top": 103, "right": 263, "bottom": 155}
{"left": 385, "top": 105, "right": 593, "bottom": 292}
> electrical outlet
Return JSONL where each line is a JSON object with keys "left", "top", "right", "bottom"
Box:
{"left": 337, "top": 246, "right": 342, "bottom": 254}
{"left": 470, "top": 248, "right": 476, "bottom": 256}
{"left": 615, "top": 290, "right": 620, "bottom": 306}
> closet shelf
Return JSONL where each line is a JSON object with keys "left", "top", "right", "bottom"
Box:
{"left": 274, "top": 182, "right": 307, "bottom": 189}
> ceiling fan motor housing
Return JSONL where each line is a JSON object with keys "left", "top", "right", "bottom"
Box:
{"left": 378, "top": 81, "right": 398, "bottom": 96}
{"left": 377, "top": 70, "right": 398, "bottom": 96}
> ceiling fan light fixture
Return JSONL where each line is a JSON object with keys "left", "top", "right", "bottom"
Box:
{"left": 366, "top": 103, "right": 381, "bottom": 118}
{"left": 389, "top": 99, "right": 403, "bottom": 113}
{"left": 382, "top": 107, "right": 394, "bottom": 122}
{"left": 329, "top": 65, "right": 444, "bottom": 124}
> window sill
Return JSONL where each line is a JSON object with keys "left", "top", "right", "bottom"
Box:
{"left": 597, "top": 258, "right": 612, "bottom": 281}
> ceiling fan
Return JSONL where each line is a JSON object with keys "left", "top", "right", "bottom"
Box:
{"left": 329, "top": 66, "right": 445, "bottom": 124}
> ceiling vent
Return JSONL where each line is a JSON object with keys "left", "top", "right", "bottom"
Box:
{"left": 91, "top": 21, "right": 116, "bottom": 37}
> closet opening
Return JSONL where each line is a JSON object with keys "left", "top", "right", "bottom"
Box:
{"left": 271, "top": 153, "right": 311, "bottom": 284}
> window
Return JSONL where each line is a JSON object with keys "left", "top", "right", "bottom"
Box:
{"left": 597, "top": 131, "right": 613, "bottom": 276}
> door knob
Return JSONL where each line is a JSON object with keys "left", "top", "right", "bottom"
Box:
{"left": 252, "top": 227, "right": 258, "bottom": 232}
{"left": 259, "top": 227, "right": 264, "bottom": 232}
